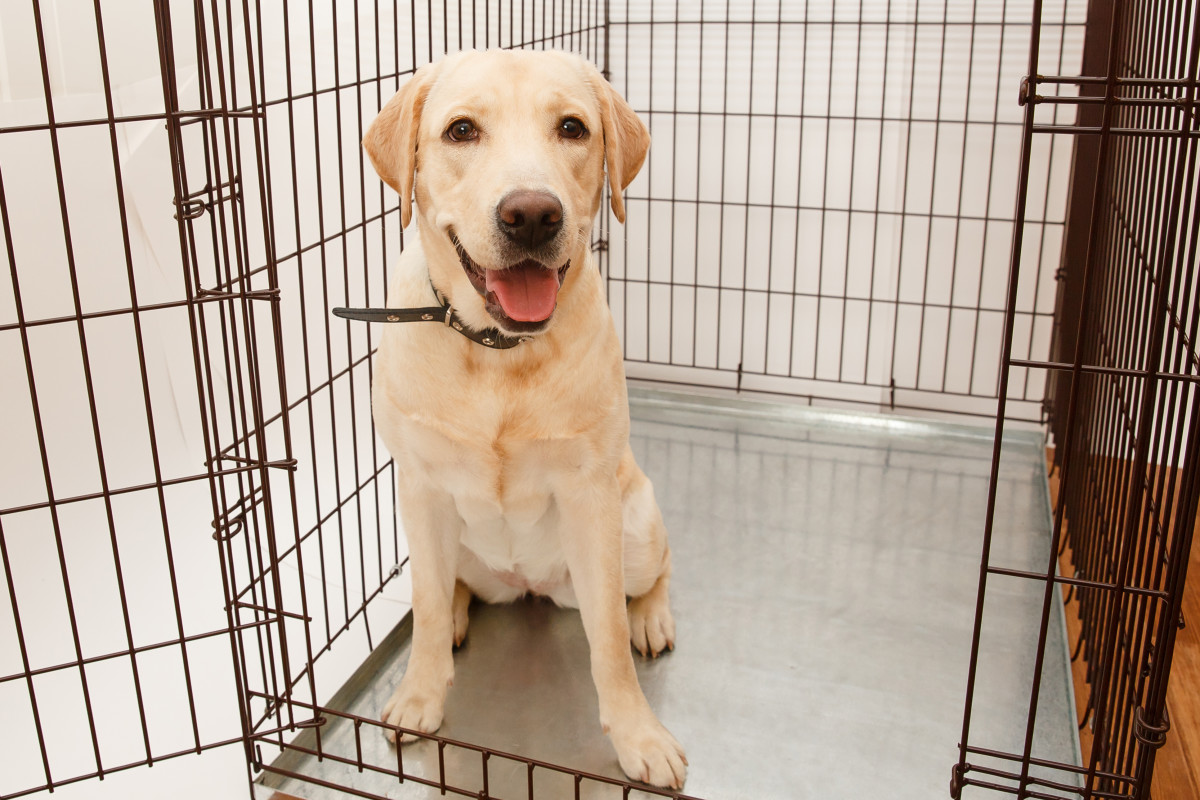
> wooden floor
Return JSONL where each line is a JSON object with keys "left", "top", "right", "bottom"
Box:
{"left": 1048, "top": 450, "right": 1199, "bottom": 800}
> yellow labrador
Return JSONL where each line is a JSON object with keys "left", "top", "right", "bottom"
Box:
{"left": 362, "top": 50, "right": 686, "bottom": 789}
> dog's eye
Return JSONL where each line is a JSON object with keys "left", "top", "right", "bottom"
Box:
{"left": 446, "top": 119, "right": 479, "bottom": 142}
{"left": 558, "top": 117, "right": 587, "bottom": 139}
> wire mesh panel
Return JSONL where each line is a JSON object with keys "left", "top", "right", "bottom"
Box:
{"left": 954, "top": 0, "right": 1199, "bottom": 797}
{"left": 0, "top": 1, "right": 269, "bottom": 797}
{"left": 235, "top": 1, "right": 627, "bottom": 796}
{"left": 1, "top": 3, "right": 631, "bottom": 798}
{"left": 602, "top": 0, "right": 1087, "bottom": 419}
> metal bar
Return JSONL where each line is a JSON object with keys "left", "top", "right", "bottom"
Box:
{"left": 253, "top": 698, "right": 707, "bottom": 800}
{"left": 953, "top": 0, "right": 1049, "bottom": 795}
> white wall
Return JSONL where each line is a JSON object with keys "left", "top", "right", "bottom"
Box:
{"left": 1, "top": 2, "right": 1084, "bottom": 798}
{"left": 605, "top": 0, "right": 1085, "bottom": 419}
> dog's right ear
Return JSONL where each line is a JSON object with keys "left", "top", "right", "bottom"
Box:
{"left": 363, "top": 62, "right": 438, "bottom": 228}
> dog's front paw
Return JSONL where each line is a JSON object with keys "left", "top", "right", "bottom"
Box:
{"left": 628, "top": 589, "right": 676, "bottom": 658}
{"left": 607, "top": 715, "right": 688, "bottom": 789}
{"left": 381, "top": 673, "right": 449, "bottom": 744}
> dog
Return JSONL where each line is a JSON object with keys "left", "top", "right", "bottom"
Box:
{"left": 362, "top": 49, "right": 687, "bottom": 789}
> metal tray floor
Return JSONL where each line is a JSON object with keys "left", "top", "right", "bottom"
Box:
{"left": 258, "top": 389, "right": 1078, "bottom": 800}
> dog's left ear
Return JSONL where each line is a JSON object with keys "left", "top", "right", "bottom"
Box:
{"left": 363, "top": 61, "right": 438, "bottom": 228}
{"left": 593, "top": 70, "right": 650, "bottom": 224}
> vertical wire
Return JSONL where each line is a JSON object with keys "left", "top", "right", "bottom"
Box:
{"left": 1117, "top": 0, "right": 1199, "bottom": 787}
{"left": 1057, "top": 0, "right": 1131, "bottom": 782}
{"left": 668, "top": 0, "right": 680, "bottom": 366}
{"left": 714, "top": 0, "right": 731, "bottom": 378}
{"left": 242, "top": 0, "right": 321, "bottom": 725}
{"left": 1136, "top": 9, "right": 1200, "bottom": 778}
{"left": 887, "top": 0, "right": 922, "bottom": 402}
{"left": 307, "top": 0, "right": 347, "bottom": 646}
{"left": 836, "top": 0, "right": 865, "bottom": 384}
{"left": 227, "top": 0, "right": 303, "bottom": 724}
{"left": 953, "top": 0, "right": 1049, "bottom": 789}
{"left": 690, "top": 0, "right": 706, "bottom": 367}
{"left": 219, "top": 0, "right": 285, "bottom": 730}
{"left": 1073, "top": 13, "right": 1131, "bottom": 762}
{"left": 622, "top": 0, "right": 630, "bottom": 356}
{"left": 325, "top": 0, "right": 359, "bottom": 651}
{"left": 966, "top": 0, "right": 1014, "bottom": 396}
{"left": 911, "top": 0, "right": 950, "bottom": 393}
{"left": 810, "top": 3, "right": 836, "bottom": 383}
{"left": 371, "top": 0, "right": 389, "bottom": 597}
{"left": 149, "top": 0, "right": 258, "bottom": 775}
{"left": 735, "top": 0, "right": 758, "bottom": 380}
{"left": 90, "top": 0, "right": 192, "bottom": 757}
{"left": 330, "top": 0, "right": 368, "bottom": 652}
{"left": 428, "top": 0, "right": 434, "bottom": 65}
{"left": 0, "top": 171, "right": 55, "bottom": 795}
{"left": 787, "top": 0, "right": 812, "bottom": 382}
{"left": 26, "top": 0, "right": 112, "bottom": 774}
{"left": 195, "top": 0, "right": 281, "bottom": 731}
{"left": 1085, "top": 2, "right": 1149, "bottom": 784}
{"left": 218, "top": 0, "right": 280, "bottom": 724}
{"left": 285, "top": 0, "right": 336, "bottom": 671}
{"left": 644, "top": 0, "right": 655, "bottom": 363}
{"left": 760, "top": 0, "right": 785, "bottom": 378}
{"left": 939, "top": 0, "right": 981, "bottom": 395}
{"left": 1018, "top": 1, "right": 1130, "bottom": 795}
{"left": 1020, "top": 0, "right": 1076, "bottom": 405}
{"left": 1107, "top": 0, "right": 1175, "bottom": 782}
{"left": 964, "top": 0, "right": 1012, "bottom": 400}
{"left": 863, "top": 0, "right": 896, "bottom": 395}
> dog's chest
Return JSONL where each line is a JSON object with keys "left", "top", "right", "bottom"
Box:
{"left": 401, "top": 408, "right": 596, "bottom": 575}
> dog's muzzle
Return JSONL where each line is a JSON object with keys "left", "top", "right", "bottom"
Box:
{"left": 451, "top": 233, "right": 571, "bottom": 330}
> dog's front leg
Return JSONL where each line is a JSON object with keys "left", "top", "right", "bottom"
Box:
{"left": 382, "top": 483, "right": 460, "bottom": 744}
{"left": 558, "top": 475, "right": 688, "bottom": 789}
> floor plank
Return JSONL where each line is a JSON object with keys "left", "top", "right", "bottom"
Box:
{"left": 1048, "top": 448, "right": 1199, "bottom": 800}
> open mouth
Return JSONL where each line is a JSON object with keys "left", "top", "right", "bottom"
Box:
{"left": 450, "top": 233, "right": 571, "bottom": 330}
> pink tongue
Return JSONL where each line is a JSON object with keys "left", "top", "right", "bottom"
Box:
{"left": 484, "top": 263, "right": 560, "bottom": 322}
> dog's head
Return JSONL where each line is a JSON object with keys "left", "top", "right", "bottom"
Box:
{"left": 363, "top": 50, "right": 649, "bottom": 336}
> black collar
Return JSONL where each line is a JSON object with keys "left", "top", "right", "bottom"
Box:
{"left": 332, "top": 284, "right": 528, "bottom": 350}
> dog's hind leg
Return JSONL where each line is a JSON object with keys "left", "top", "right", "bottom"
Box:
{"left": 452, "top": 580, "right": 472, "bottom": 647}
{"left": 618, "top": 450, "right": 677, "bottom": 658}
{"left": 627, "top": 548, "right": 675, "bottom": 658}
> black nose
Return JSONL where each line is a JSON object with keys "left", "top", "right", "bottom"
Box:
{"left": 496, "top": 190, "right": 563, "bottom": 249}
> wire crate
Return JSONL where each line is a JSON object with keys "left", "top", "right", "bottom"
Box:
{"left": 1, "top": 1, "right": 1195, "bottom": 799}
